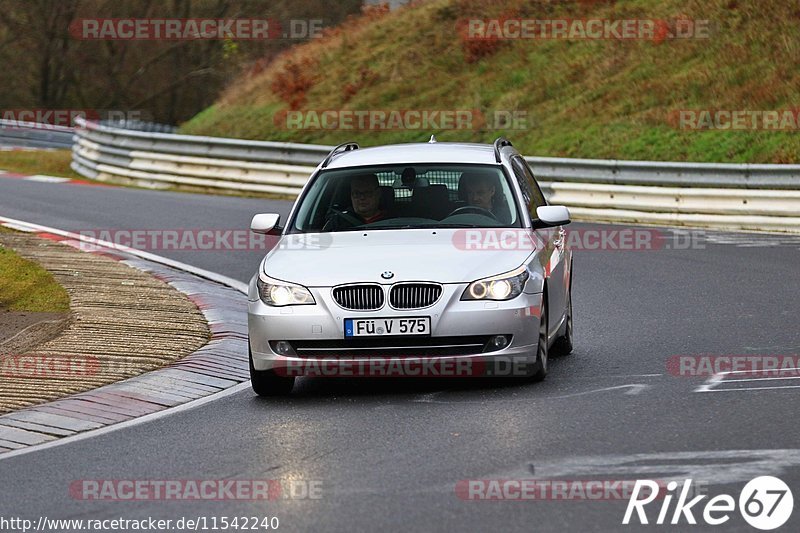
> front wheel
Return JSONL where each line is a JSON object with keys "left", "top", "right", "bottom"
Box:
{"left": 249, "top": 348, "right": 295, "bottom": 396}
{"left": 551, "top": 286, "right": 573, "bottom": 357}
{"left": 529, "top": 302, "right": 548, "bottom": 382}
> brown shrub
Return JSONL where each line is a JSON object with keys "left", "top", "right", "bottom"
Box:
{"left": 270, "top": 57, "right": 319, "bottom": 110}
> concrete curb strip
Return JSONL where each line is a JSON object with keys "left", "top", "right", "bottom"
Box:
{"left": 0, "top": 231, "right": 209, "bottom": 413}
{"left": 0, "top": 217, "right": 249, "bottom": 456}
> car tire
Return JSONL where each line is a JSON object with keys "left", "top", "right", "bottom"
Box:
{"left": 529, "top": 301, "right": 548, "bottom": 382}
{"left": 249, "top": 347, "right": 295, "bottom": 396}
{"left": 551, "top": 285, "right": 573, "bottom": 357}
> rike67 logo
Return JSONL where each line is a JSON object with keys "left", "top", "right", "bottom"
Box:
{"left": 623, "top": 476, "right": 793, "bottom": 530}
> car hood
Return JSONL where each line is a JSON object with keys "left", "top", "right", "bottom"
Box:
{"left": 262, "top": 229, "right": 536, "bottom": 286}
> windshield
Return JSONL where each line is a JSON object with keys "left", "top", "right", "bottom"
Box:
{"left": 290, "top": 164, "right": 522, "bottom": 233}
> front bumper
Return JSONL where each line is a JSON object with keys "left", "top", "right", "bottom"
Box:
{"left": 248, "top": 282, "right": 543, "bottom": 377}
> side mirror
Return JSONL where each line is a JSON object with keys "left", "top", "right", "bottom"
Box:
{"left": 250, "top": 213, "right": 281, "bottom": 234}
{"left": 534, "top": 205, "right": 571, "bottom": 228}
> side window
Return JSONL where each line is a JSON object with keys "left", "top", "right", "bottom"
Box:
{"left": 511, "top": 157, "right": 547, "bottom": 220}
{"left": 511, "top": 157, "right": 532, "bottom": 210}
{"left": 522, "top": 160, "right": 547, "bottom": 209}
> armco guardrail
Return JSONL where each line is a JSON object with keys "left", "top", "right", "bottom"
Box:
{"left": 532, "top": 158, "right": 800, "bottom": 231}
{"left": 0, "top": 119, "right": 175, "bottom": 150}
{"left": 71, "top": 118, "right": 800, "bottom": 233}
{"left": 529, "top": 157, "right": 800, "bottom": 189}
{"left": 72, "top": 118, "right": 324, "bottom": 195}
{"left": 0, "top": 119, "right": 74, "bottom": 149}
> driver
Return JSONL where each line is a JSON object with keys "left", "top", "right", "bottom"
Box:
{"left": 323, "top": 174, "right": 387, "bottom": 231}
{"left": 350, "top": 174, "right": 385, "bottom": 223}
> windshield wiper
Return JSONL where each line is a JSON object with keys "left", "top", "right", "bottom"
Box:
{"left": 418, "top": 223, "right": 482, "bottom": 228}
{"left": 353, "top": 223, "right": 496, "bottom": 230}
{"left": 362, "top": 224, "right": 418, "bottom": 230}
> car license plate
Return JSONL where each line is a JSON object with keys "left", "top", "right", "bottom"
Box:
{"left": 344, "top": 317, "right": 430, "bottom": 337}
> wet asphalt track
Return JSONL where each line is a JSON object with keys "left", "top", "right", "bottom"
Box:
{"left": 1, "top": 178, "right": 799, "bottom": 532}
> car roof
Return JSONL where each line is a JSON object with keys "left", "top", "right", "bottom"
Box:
{"left": 324, "top": 142, "right": 514, "bottom": 169}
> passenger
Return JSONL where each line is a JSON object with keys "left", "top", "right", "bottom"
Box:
{"left": 459, "top": 172, "right": 512, "bottom": 223}
{"left": 462, "top": 173, "right": 496, "bottom": 211}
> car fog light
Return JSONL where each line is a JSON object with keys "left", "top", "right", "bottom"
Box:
{"left": 272, "top": 341, "right": 295, "bottom": 356}
{"left": 487, "top": 335, "right": 510, "bottom": 351}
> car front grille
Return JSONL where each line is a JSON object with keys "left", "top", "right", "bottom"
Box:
{"left": 389, "top": 283, "right": 442, "bottom": 310}
{"left": 332, "top": 284, "right": 385, "bottom": 311}
{"left": 289, "top": 336, "right": 499, "bottom": 358}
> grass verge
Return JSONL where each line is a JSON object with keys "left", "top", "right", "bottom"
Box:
{"left": 0, "top": 150, "right": 83, "bottom": 180}
{"left": 0, "top": 228, "right": 71, "bottom": 312}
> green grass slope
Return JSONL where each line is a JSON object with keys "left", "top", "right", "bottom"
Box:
{"left": 181, "top": 0, "right": 800, "bottom": 163}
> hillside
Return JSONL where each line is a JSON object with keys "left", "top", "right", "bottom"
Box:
{"left": 180, "top": 0, "right": 800, "bottom": 163}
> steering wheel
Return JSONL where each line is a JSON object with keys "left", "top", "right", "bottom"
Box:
{"left": 325, "top": 208, "right": 363, "bottom": 228}
{"left": 446, "top": 206, "right": 498, "bottom": 220}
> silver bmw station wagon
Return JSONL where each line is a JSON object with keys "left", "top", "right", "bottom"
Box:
{"left": 247, "top": 137, "right": 573, "bottom": 395}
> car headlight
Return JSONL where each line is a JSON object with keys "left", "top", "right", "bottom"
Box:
{"left": 257, "top": 274, "right": 315, "bottom": 306}
{"left": 461, "top": 266, "right": 530, "bottom": 301}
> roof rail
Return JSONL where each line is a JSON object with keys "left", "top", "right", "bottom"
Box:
{"left": 493, "top": 137, "right": 513, "bottom": 163}
{"left": 321, "top": 141, "right": 359, "bottom": 168}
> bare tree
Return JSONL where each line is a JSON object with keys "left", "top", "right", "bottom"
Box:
{"left": 0, "top": 0, "right": 362, "bottom": 124}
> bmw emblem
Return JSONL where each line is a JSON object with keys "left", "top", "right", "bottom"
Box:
{"left": 381, "top": 271, "right": 394, "bottom": 280}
